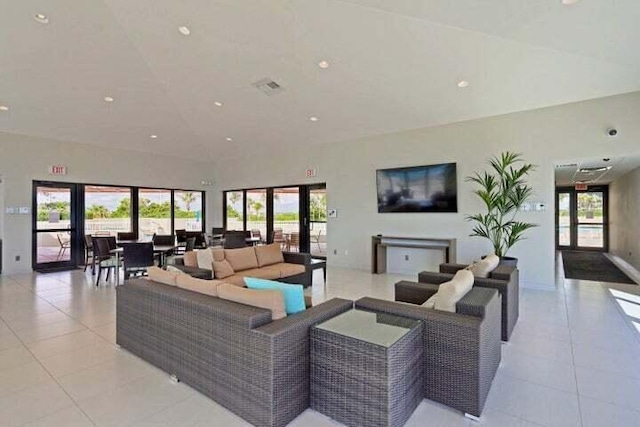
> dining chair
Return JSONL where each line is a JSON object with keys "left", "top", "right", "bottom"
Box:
{"left": 311, "top": 229, "right": 323, "bottom": 251}
{"left": 117, "top": 231, "right": 137, "bottom": 241}
{"left": 92, "top": 237, "right": 117, "bottom": 286}
{"left": 272, "top": 228, "right": 286, "bottom": 249}
{"left": 185, "top": 237, "right": 197, "bottom": 252}
{"left": 152, "top": 234, "right": 176, "bottom": 246}
{"left": 288, "top": 232, "right": 300, "bottom": 252}
{"left": 123, "top": 242, "right": 154, "bottom": 280}
{"left": 83, "top": 234, "right": 93, "bottom": 272}
{"left": 251, "top": 229, "right": 263, "bottom": 243}
{"left": 56, "top": 233, "right": 71, "bottom": 259}
{"left": 224, "top": 231, "right": 247, "bottom": 249}
{"left": 186, "top": 231, "right": 208, "bottom": 248}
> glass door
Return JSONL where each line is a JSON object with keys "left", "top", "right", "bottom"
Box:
{"left": 307, "top": 185, "right": 327, "bottom": 258}
{"left": 273, "top": 187, "right": 300, "bottom": 252}
{"left": 556, "top": 191, "right": 572, "bottom": 249}
{"left": 32, "top": 182, "right": 78, "bottom": 270}
{"left": 555, "top": 186, "right": 608, "bottom": 251}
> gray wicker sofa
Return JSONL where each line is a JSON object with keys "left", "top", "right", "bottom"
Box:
{"left": 417, "top": 263, "right": 519, "bottom": 341}
{"left": 355, "top": 285, "right": 502, "bottom": 418}
{"left": 172, "top": 251, "right": 313, "bottom": 288}
{"left": 116, "top": 278, "right": 352, "bottom": 427}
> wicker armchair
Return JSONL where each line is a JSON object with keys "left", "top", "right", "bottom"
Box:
{"left": 355, "top": 285, "right": 501, "bottom": 418}
{"left": 117, "top": 279, "right": 352, "bottom": 427}
{"left": 417, "top": 263, "right": 519, "bottom": 341}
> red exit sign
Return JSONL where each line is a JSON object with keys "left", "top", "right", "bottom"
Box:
{"left": 48, "top": 165, "right": 67, "bottom": 176}
{"left": 575, "top": 183, "right": 588, "bottom": 190}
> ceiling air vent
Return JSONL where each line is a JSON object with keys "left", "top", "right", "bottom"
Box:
{"left": 253, "top": 78, "right": 285, "bottom": 96}
{"left": 556, "top": 163, "right": 578, "bottom": 168}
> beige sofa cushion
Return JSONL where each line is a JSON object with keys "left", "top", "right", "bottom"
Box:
{"left": 183, "top": 251, "right": 198, "bottom": 268}
{"left": 255, "top": 243, "right": 285, "bottom": 267}
{"left": 213, "top": 259, "right": 235, "bottom": 279}
{"left": 212, "top": 247, "right": 225, "bottom": 262}
{"left": 434, "top": 270, "right": 474, "bottom": 313}
{"left": 217, "top": 283, "right": 287, "bottom": 321}
{"left": 221, "top": 275, "right": 247, "bottom": 287}
{"left": 225, "top": 247, "right": 259, "bottom": 272}
{"left": 274, "top": 263, "right": 306, "bottom": 278}
{"left": 236, "top": 265, "right": 281, "bottom": 280}
{"left": 147, "top": 266, "right": 178, "bottom": 286}
{"left": 467, "top": 254, "right": 500, "bottom": 278}
{"left": 176, "top": 274, "right": 223, "bottom": 297}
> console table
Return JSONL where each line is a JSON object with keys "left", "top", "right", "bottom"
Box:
{"left": 371, "top": 235, "right": 456, "bottom": 274}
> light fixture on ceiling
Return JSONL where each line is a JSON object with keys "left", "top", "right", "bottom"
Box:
{"left": 578, "top": 166, "right": 612, "bottom": 173}
{"left": 562, "top": 0, "right": 581, "bottom": 5}
{"left": 318, "top": 60, "right": 330, "bottom": 69}
{"left": 226, "top": 137, "right": 233, "bottom": 142}
{"left": 178, "top": 26, "right": 191, "bottom": 36}
{"left": 214, "top": 101, "right": 223, "bottom": 107}
{"left": 34, "top": 13, "right": 49, "bottom": 24}
{"left": 457, "top": 80, "right": 469, "bottom": 88}
{"left": 150, "top": 134, "right": 158, "bottom": 139}
{"left": 103, "top": 96, "right": 114, "bottom": 102}
{"left": 0, "top": 105, "right": 9, "bottom": 112}
{"left": 309, "top": 116, "right": 319, "bottom": 122}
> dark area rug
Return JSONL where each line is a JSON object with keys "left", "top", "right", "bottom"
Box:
{"left": 562, "top": 251, "right": 636, "bottom": 284}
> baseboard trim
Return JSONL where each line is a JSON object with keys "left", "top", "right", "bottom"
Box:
{"left": 604, "top": 253, "right": 640, "bottom": 285}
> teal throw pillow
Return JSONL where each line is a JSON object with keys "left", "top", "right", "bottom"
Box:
{"left": 244, "top": 277, "right": 306, "bottom": 315}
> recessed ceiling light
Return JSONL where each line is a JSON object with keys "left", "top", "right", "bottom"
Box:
{"left": 0, "top": 105, "right": 9, "bottom": 112}
{"left": 309, "top": 116, "right": 319, "bottom": 122}
{"left": 214, "top": 101, "right": 223, "bottom": 107}
{"left": 318, "top": 60, "right": 330, "bottom": 69}
{"left": 34, "top": 13, "right": 49, "bottom": 24}
{"left": 226, "top": 137, "right": 233, "bottom": 142}
{"left": 457, "top": 80, "right": 469, "bottom": 88}
{"left": 178, "top": 26, "right": 191, "bottom": 36}
{"left": 562, "top": 0, "right": 580, "bottom": 5}
{"left": 103, "top": 96, "right": 114, "bottom": 102}
{"left": 150, "top": 134, "right": 158, "bottom": 139}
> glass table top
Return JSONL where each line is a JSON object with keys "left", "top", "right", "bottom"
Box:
{"left": 314, "top": 309, "right": 420, "bottom": 348}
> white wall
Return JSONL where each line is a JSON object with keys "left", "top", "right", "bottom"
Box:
{"left": 610, "top": 166, "right": 640, "bottom": 271}
{"left": 211, "top": 92, "right": 640, "bottom": 288}
{"left": 0, "top": 132, "right": 215, "bottom": 274}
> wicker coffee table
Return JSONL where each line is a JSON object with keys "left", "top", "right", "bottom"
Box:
{"left": 311, "top": 309, "right": 423, "bottom": 427}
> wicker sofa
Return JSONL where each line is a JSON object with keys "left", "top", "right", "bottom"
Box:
{"left": 355, "top": 284, "right": 502, "bottom": 418}
{"left": 116, "top": 278, "right": 352, "bottom": 427}
{"left": 173, "top": 248, "right": 313, "bottom": 288}
{"left": 417, "top": 263, "right": 519, "bottom": 341}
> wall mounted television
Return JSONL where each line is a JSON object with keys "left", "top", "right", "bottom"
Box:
{"left": 376, "top": 163, "right": 458, "bottom": 213}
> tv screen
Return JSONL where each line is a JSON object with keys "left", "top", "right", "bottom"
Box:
{"left": 377, "top": 163, "right": 458, "bottom": 213}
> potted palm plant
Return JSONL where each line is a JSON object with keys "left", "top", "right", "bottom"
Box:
{"left": 466, "top": 152, "right": 537, "bottom": 267}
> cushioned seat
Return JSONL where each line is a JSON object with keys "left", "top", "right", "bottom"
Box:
{"left": 236, "top": 266, "right": 282, "bottom": 280}
{"left": 273, "top": 262, "right": 306, "bottom": 278}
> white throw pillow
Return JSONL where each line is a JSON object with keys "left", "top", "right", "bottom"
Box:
{"left": 467, "top": 254, "right": 500, "bottom": 278}
{"left": 166, "top": 265, "right": 186, "bottom": 275}
{"left": 433, "top": 270, "right": 474, "bottom": 313}
{"left": 421, "top": 294, "right": 438, "bottom": 309}
{"left": 196, "top": 248, "right": 214, "bottom": 270}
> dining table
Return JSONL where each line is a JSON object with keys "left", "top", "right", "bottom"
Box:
{"left": 111, "top": 244, "right": 178, "bottom": 285}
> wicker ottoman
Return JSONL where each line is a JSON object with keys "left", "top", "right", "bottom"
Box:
{"left": 311, "top": 309, "right": 423, "bottom": 427}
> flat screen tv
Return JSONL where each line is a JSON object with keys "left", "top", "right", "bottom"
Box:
{"left": 376, "top": 163, "right": 458, "bottom": 213}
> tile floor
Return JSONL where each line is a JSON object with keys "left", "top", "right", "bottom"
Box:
{"left": 1, "top": 263, "right": 640, "bottom": 426}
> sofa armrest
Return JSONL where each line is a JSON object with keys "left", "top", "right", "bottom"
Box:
{"left": 395, "top": 281, "right": 440, "bottom": 305}
{"left": 169, "top": 263, "right": 213, "bottom": 280}
{"left": 489, "top": 264, "right": 517, "bottom": 282}
{"left": 439, "top": 263, "right": 470, "bottom": 274}
{"left": 457, "top": 287, "right": 500, "bottom": 319}
{"left": 418, "top": 271, "right": 454, "bottom": 285}
{"left": 282, "top": 251, "right": 311, "bottom": 266}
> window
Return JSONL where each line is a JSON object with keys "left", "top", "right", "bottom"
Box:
{"left": 226, "top": 191, "right": 244, "bottom": 231}
{"left": 246, "top": 189, "right": 267, "bottom": 242}
{"left": 139, "top": 189, "right": 172, "bottom": 238}
{"left": 174, "top": 191, "right": 203, "bottom": 232}
{"left": 84, "top": 185, "right": 132, "bottom": 236}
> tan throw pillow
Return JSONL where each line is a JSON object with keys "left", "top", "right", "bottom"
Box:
{"left": 217, "top": 283, "right": 287, "bottom": 321}
{"left": 183, "top": 251, "right": 198, "bottom": 268}
{"left": 224, "top": 247, "right": 259, "bottom": 272}
{"left": 176, "top": 274, "right": 222, "bottom": 297}
{"left": 212, "top": 247, "right": 225, "bottom": 262}
{"left": 433, "top": 270, "right": 474, "bottom": 313}
{"left": 213, "top": 259, "right": 235, "bottom": 279}
{"left": 196, "top": 249, "right": 214, "bottom": 270}
{"left": 467, "top": 254, "right": 500, "bottom": 278}
{"left": 147, "top": 266, "right": 178, "bottom": 286}
{"left": 255, "top": 243, "right": 285, "bottom": 267}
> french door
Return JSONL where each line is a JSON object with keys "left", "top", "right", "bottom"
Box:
{"left": 32, "top": 182, "right": 80, "bottom": 271}
{"left": 556, "top": 186, "right": 608, "bottom": 251}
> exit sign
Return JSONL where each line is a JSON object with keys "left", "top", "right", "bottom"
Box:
{"left": 48, "top": 165, "right": 67, "bottom": 176}
{"left": 575, "top": 183, "right": 588, "bottom": 190}
{"left": 306, "top": 168, "right": 317, "bottom": 178}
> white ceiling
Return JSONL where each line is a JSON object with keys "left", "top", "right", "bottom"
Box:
{"left": 1, "top": 0, "right": 639, "bottom": 161}
{"left": 555, "top": 154, "right": 640, "bottom": 186}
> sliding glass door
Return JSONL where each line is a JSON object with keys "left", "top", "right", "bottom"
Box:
{"left": 33, "top": 182, "right": 79, "bottom": 270}
{"left": 307, "top": 185, "right": 327, "bottom": 258}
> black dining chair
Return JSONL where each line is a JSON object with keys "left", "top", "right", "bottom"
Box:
{"left": 92, "top": 237, "right": 117, "bottom": 286}
{"left": 83, "top": 234, "right": 93, "bottom": 272}
{"left": 175, "top": 229, "right": 188, "bottom": 254}
{"left": 123, "top": 242, "right": 154, "bottom": 280}
{"left": 186, "top": 231, "right": 208, "bottom": 248}
{"left": 117, "top": 231, "right": 137, "bottom": 241}
{"left": 185, "top": 237, "right": 196, "bottom": 252}
{"left": 224, "top": 231, "right": 247, "bottom": 249}
{"left": 152, "top": 234, "right": 176, "bottom": 246}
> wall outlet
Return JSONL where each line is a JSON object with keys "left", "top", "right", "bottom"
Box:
{"left": 405, "top": 255, "right": 410, "bottom": 261}
{"left": 333, "top": 249, "right": 337, "bottom": 255}
{"left": 15, "top": 255, "right": 20, "bottom": 261}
